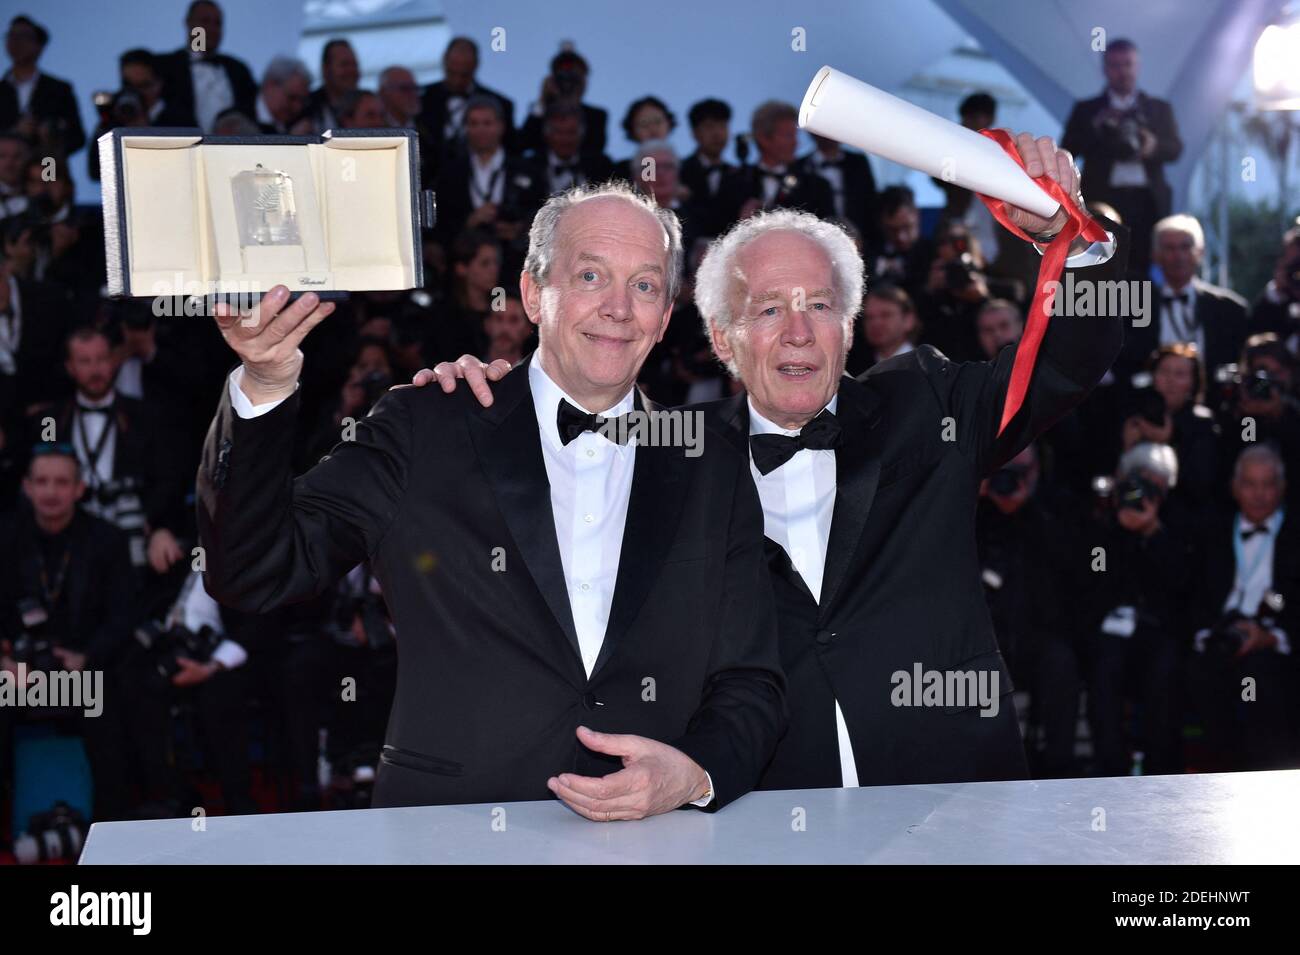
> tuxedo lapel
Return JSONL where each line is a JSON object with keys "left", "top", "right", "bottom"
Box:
{"left": 468, "top": 355, "right": 583, "bottom": 667}
{"left": 819, "top": 375, "right": 885, "bottom": 618}
{"left": 590, "top": 393, "right": 689, "bottom": 679}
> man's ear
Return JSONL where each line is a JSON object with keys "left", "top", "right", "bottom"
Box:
{"left": 709, "top": 320, "right": 734, "bottom": 366}
{"left": 520, "top": 270, "right": 543, "bottom": 327}
{"left": 655, "top": 303, "right": 674, "bottom": 343}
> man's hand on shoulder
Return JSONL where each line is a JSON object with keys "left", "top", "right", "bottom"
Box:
{"left": 405, "top": 355, "right": 511, "bottom": 408}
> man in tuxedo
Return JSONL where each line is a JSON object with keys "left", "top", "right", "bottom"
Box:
{"left": 304, "top": 38, "right": 359, "bottom": 133}
{"left": 197, "top": 182, "right": 785, "bottom": 817}
{"left": 798, "top": 133, "right": 877, "bottom": 243}
{"left": 154, "top": 1, "right": 257, "bottom": 133}
{"left": 253, "top": 56, "right": 311, "bottom": 135}
{"left": 716, "top": 100, "right": 834, "bottom": 227}
{"left": 530, "top": 103, "right": 616, "bottom": 196}
{"left": 0, "top": 15, "right": 85, "bottom": 158}
{"left": 864, "top": 185, "right": 934, "bottom": 303}
{"left": 1118, "top": 213, "right": 1246, "bottom": 381}
{"left": 419, "top": 37, "right": 515, "bottom": 175}
{"left": 1062, "top": 37, "right": 1182, "bottom": 274}
{"left": 419, "top": 132, "right": 1128, "bottom": 790}
{"left": 518, "top": 50, "right": 608, "bottom": 158}
{"left": 1188, "top": 445, "right": 1300, "bottom": 769}
{"left": 679, "top": 98, "right": 735, "bottom": 240}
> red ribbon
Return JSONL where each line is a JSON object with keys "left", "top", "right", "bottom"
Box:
{"left": 974, "top": 128, "right": 1108, "bottom": 436}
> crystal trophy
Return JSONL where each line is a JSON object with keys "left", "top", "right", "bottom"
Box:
{"left": 232, "top": 163, "right": 302, "bottom": 248}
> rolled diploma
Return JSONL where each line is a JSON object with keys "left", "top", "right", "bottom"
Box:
{"left": 799, "top": 65, "right": 1060, "bottom": 220}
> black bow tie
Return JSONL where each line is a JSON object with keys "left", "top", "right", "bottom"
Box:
{"left": 1241, "top": 523, "right": 1271, "bottom": 540}
{"left": 552, "top": 162, "right": 580, "bottom": 176}
{"left": 1163, "top": 289, "right": 1192, "bottom": 306}
{"left": 818, "top": 156, "right": 844, "bottom": 169}
{"left": 77, "top": 401, "right": 113, "bottom": 415}
{"left": 557, "top": 399, "right": 630, "bottom": 447}
{"left": 750, "top": 409, "right": 842, "bottom": 475}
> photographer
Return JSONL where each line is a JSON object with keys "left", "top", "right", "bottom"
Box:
{"left": 133, "top": 566, "right": 257, "bottom": 816}
{"left": 518, "top": 48, "right": 608, "bottom": 158}
{"left": 0, "top": 15, "right": 86, "bottom": 159}
{"left": 1249, "top": 223, "right": 1300, "bottom": 350}
{"left": 1188, "top": 445, "right": 1300, "bottom": 770}
{"left": 87, "top": 49, "right": 191, "bottom": 182}
{"left": 1214, "top": 334, "right": 1300, "bottom": 514}
{"left": 0, "top": 444, "right": 142, "bottom": 821}
{"left": 976, "top": 444, "right": 1085, "bottom": 777}
{"left": 1077, "top": 442, "right": 1192, "bottom": 777}
{"left": 1062, "top": 37, "right": 1182, "bottom": 274}
{"left": 915, "top": 220, "right": 990, "bottom": 364}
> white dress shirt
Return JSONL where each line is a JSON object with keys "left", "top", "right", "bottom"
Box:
{"left": 747, "top": 394, "right": 860, "bottom": 787}
{"left": 168, "top": 570, "right": 247, "bottom": 670}
{"left": 190, "top": 51, "right": 235, "bottom": 132}
{"left": 1158, "top": 281, "right": 1202, "bottom": 353}
{"left": 72, "top": 390, "right": 118, "bottom": 496}
{"left": 1194, "top": 510, "right": 1292, "bottom": 655}
{"left": 3, "top": 68, "right": 38, "bottom": 112}
{"left": 226, "top": 361, "right": 716, "bottom": 805}
{"left": 469, "top": 148, "right": 506, "bottom": 208}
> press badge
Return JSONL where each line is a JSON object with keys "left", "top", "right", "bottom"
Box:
{"left": 1101, "top": 605, "right": 1137, "bottom": 638}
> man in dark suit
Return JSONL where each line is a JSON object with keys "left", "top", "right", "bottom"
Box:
{"left": 798, "top": 133, "right": 877, "bottom": 242}
{"left": 197, "top": 182, "right": 785, "bottom": 817}
{"left": 1188, "top": 444, "right": 1300, "bottom": 770}
{"left": 528, "top": 102, "right": 616, "bottom": 196}
{"left": 87, "top": 50, "right": 194, "bottom": 182}
{"left": 716, "top": 100, "right": 834, "bottom": 227}
{"left": 419, "top": 132, "right": 1129, "bottom": 791}
{"left": 1062, "top": 37, "right": 1181, "bottom": 275}
{"left": 0, "top": 15, "right": 85, "bottom": 158}
{"left": 419, "top": 36, "right": 515, "bottom": 177}
{"left": 679, "top": 98, "right": 735, "bottom": 240}
{"left": 1118, "top": 213, "right": 1247, "bottom": 381}
{"left": 303, "top": 38, "right": 358, "bottom": 133}
{"left": 253, "top": 56, "right": 311, "bottom": 135}
{"left": 518, "top": 50, "right": 607, "bottom": 158}
{"left": 153, "top": 1, "right": 257, "bottom": 132}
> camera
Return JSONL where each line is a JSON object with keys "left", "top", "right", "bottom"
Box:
{"left": 133, "top": 621, "right": 223, "bottom": 684}
{"left": 1115, "top": 472, "right": 1163, "bottom": 512}
{"left": 552, "top": 64, "right": 584, "bottom": 100}
{"left": 93, "top": 88, "right": 146, "bottom": 129}
{"left": 10, "top": 598, "right": 61, "bottom": 672}
{"left": 1100, "top": 110, "right": 1146, "bottom": 161}
{"left": 1124, "top": 384, "right": 1168, "bottom": 427}
{"left": 988, "top": 466, "right": 1026, "bottom": 497}
{"left": 13, "top": 802, "right": 87, "bottom": 865}
{"left": 1204, "top": 599, "right": 1282, "bottom": 658}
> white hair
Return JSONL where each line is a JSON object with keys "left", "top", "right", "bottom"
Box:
{"left": 1233, "top": 443, "right": 1286, "bottom": 484}
{"left": 523, "top": 179, "right": 683, "bottom": 304}
{"left": 695, "top": 208, "right": 864, "bottom": 375}
{"left": 1118, "top": 441, "right": 1179, "bottom": 489}
{"left": 263, "top": 55, "right": 310, "bottom": 88}
{"left": 1154, "top": 213, "right": 1205, "bottom": 253}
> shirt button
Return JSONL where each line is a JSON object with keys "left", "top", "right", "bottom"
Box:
{"left": 583, "top": 514, "right": 594, "bottom": 524}
{"left": 816, "top": 629, "right": 835, "bottom": 646}
{"left": 586, "top": 449, "right": 595, "bottom": 458}
{"left": 579, "top": 582, "right": 591, "bottom": 592}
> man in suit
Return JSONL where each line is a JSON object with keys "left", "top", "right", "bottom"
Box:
{"left": 1062, "top": 37, "right": 1181, "bottom": 275}
{"left": 197, "top": 182, "right": 785, "bottom": 817}
{"left": 529, "top": 102, "right": 616, "bottom": 196}
{"left": 419, "top": 36, "right": 515, "bottom": 176}
{"left": 798, "top": 133, "right": 877, "bottom": 243}
{"left": 518, "top": 50, "right": 608, "bottom": 159}
{"left": 679, "top": 98, "right": 735, "bottom": 241}
{"left": 1118, "top": 213, "right": 1247, "bottom": 381}
{"left": 304, "top": 38, "right": 359, "bottom": 134}
{"left": 716, "top": 100, "right": 834, "bottom": 227}
{"left": 154, "top": 1, "right": 257, "bottom": 133}
{"left": 253, "top": 56, "right": 310, "bottom": 135}
{"left": 1188, "top": 444, "right": 1300, "bottom": 770}
{"left": 420, "top": 132, "right": 1128, "bottom": 790}
{"left": 87, "top": 50, "right": 195, "bottom": 182}
{"left": 0, "top": 15, "right": 85, "bottom": 158}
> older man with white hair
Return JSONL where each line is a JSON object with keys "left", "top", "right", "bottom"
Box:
{"left": 423, "top": 131, "right": 1129, "bottom": 790}
{"left": 254, "top": 56, "right": 311, "bottom": 134}
{"left": 1119, "top": 212, "right": 1248, "bottom": 379}
{"left": 196, "top": 180, "right": 785, "bottom": 819}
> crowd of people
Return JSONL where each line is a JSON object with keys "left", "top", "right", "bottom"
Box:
{"left": 0, "top": 2, "right": 1298, "bottom": 839}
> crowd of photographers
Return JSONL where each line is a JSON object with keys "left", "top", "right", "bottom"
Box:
{"left": 0, "top": 5, "right": 1297, "bottom": 842}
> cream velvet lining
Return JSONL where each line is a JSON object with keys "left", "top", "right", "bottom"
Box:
{"left": 116, "top": 134, "right": 415, "bottom": 294}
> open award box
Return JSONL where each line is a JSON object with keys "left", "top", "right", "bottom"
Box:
{"left": 98, "top": 127, "right": 436, "bottom": 298}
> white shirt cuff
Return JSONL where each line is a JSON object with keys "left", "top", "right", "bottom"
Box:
{"left": 1033, "top": 230, "right": 1116, "bottom": 268}
{"left": 228, "top": 366, "right": 298, "bottom": 418}
{"left": 1270, "top": 628, "right": 1291, "bottom": 656}
{"left": 688, "top": 771, "right": 715, "bottom": 808}
{"left": 210, "top": 639, "right": 247, "bottom": 670}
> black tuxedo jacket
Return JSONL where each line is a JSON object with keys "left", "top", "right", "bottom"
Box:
{"left": 796, "top": 150, "right": 878, "bottom": 240}
{"left": 716, "top": 164, "right": 836, "bottom": 227}
{"left": 527, "top": 151, "right": 618, "bottom": 197}
{"left": 196, "top": 354, "right": 785, "bottom": 809}
{"left": 1118, "top": 278, "right": 1248, "bottom": 377}
{"left": 695, "top": 218, "right": 1127, "bottom": 790}
{"left": 1190, "top": 512, "right": 1300, "bottom": 641}
{"left": 0, "top": 72, "right": 86, "bottom": 156}
{"left": 419, "top": 80, "right": 516, "bottom": 157}
{"left": 433, "top": 152, "right": 545, "bottom": 243}
{"left": 1061, "top": 91, "right": 1182, "bottom": 217}
{"left": 154, "top": 48, "right": 257, "bottom": 129}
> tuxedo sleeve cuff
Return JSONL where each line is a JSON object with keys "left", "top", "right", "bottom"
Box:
{"left": 211, "top": 639, "right": 247, "bottom": 670}
{"left": 228, "top": 366, "right": 299, "bottom": 418}
{"left": 688, "top": 771, "right": 716, "bottom": 809}
{"left": 1033, "top": 230, "right": 1116, "bottom": 267}
{"left": 1270, "top": 628, "right": 1291, "bottom": 655}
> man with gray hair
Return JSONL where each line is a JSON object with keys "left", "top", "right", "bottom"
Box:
{"left": 1188, "top": 442, "right": 1300, "bottom": 770}
{"left": 1119, "top": 211, "right": 1248, "bottom": 379}
{"left": 255, "top": 56, "right": 311, "bottom": 134}
{"left": 717, "top": 99, "right": 834, "bottom": 226}
{"left": 197, "top": 180, "right": 785, "bottom": 818}
{"left": 421, "top": 131, "right": 1130, "bottom": 790}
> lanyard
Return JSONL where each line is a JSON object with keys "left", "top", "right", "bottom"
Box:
{"left": 75, "top": 407, "right": 115, "bottom": 490}
{"left": 470, "top": 164, "right": 503, "bottom": 206}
